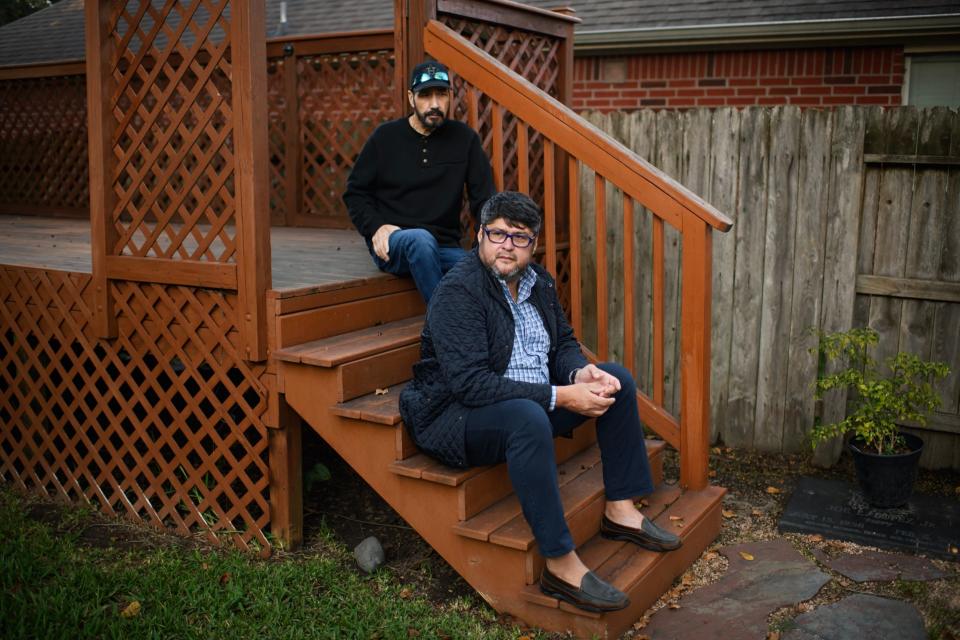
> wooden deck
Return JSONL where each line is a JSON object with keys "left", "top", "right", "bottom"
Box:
{"left": 0, "top": 214, "right": 384, "bottom": 292}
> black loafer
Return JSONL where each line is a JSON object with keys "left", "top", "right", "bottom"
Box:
{"left": 600, "top": 515, "right": 682, "bottom": 552}
{"left": 539, "top": 568, "right": 629, "bottom": 613}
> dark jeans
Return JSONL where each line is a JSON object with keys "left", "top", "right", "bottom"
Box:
{"left": 464, "top": 363, "right": 654, "bottom": 558}
{"left": 369, "top": 228, "right": 466, "bottom": 303}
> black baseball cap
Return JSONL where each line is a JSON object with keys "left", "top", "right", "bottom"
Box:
{"left": 410, "top": 61, "right": 451, "bottom": 93}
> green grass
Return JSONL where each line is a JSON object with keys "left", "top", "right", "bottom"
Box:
{"left": 0, "top": 489, "right": 534, "bottom": 640}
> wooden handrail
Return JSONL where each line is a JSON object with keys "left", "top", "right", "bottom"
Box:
{"left": 424, "top": 19, "right": 733, "bottom": 232}
{"left": 426, "top": 17, "right": 731, "bottom": 491}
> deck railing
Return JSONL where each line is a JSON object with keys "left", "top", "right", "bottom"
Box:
{"left": 425, "top": 19, "right": 733, "bottom": 489}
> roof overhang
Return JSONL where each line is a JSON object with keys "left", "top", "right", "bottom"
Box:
{"left": 574, "top": 14, "right": 960, "bottom": 53}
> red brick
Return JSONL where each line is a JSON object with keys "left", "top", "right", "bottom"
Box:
{"left": 867, "top": 85, "right": 901, "bottom": 95}
{"left": 726, "top": 97, "right": 760, "bottom": 106}
{"left": 706, "top": 88, "right": 736, "bottom": 97}
{"left": 640, "top": 98, "right": 667, "bottom": 106}
{"left": 612, "top": 98, "right": 640, "bottom": 107}
{"left": 759, "top": 77, "right": 791, "bottom": 86}
{"left": 800, "top": 86, "right": 829, "bottom": 95}
{"left": 584, "top": 82, "right": 613, "bottom": 90}
{"left": 822, "top": 96, "right": 854, "bottom": 105}
{"left": 889, "top": 95, "right": 903, "bottom": 106}
{"left": 620, "top": 90, "right": 650, "bottom": 98}
{"left": 855, "top": 95, "right": 890, "bottom": 105}
{"left": 594, "top": 90, "right": 620, "bottom": 98}
{"left": 667, "top": 98, "right": 697, "bottom": 107}
{"left": 649, "top": 89, "right": 676, "bottom": 97}
{"left": 729, "top": 77, "right": 758, "bottom": 87}
{"left": 698, "top": 78, "right": 727, "bottom": 87}
{"left": 585, "top": 99, "right": 612, "bottom": 107}
{"left": 789, "top": 96, "right": 822, "bottom": 105}
{"left": 668, "top": 79, "right": 696, "bottom": 88}
{"left": 573, "top": 90, "right": 592, "bottom": 98}
{"left": 677, "top": 88, "right": 705, "bottom": 97}
{"left": 832, "top": 85, "right": 866, "bottom": 95}
{"left": 768, "top": 86, "right": 799, "bottom": 95}
{"left": 697, "top": 97, "right": 726, "bottom": 106}
{"left": 824, "top": 75, "right": 855, "bottom": 85}
{"left": 737, "top": 87, "right": 767, "bottom": 96}
{"left": 791, "top": 77, "right": 825, "bottom": 86}
{"left": 758, "top": 96, "right": 785, "bottom": 105}
{"left": 858, "top": 74, "right": 892, "bottom": 84}
{"left": 640, "top": 80, "right": 667, "bottom": 88}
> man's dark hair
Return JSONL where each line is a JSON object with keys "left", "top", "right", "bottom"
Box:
{"left": 479, "top": 191, "right": 542, "bottom": 235}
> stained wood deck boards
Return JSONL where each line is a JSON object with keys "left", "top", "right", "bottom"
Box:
{"left": 0, "top": 214, "right": 383, "bottom": 292}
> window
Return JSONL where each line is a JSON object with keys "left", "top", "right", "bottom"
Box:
{"left": 906, "top": 54, "right": 960, "bottom": 107}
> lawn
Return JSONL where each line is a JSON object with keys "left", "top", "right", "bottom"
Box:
{"left": 0, "top": 487, "right": 535, "bottom": 640}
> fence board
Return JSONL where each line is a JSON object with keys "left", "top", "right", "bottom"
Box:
{"left": 754, "top": 107, "right": 800, "bottom": 451}
{"left": 852, "top": 107, "right": 887, "bottom": 331}
{"left": 867, "top": 108, "right": 920, "bottom": 366}
{"left": 814, "top": 106, "right": 866, "bottom": 466}
{"left": 654, "top": 110, "right": 684, "bottom": 416}
{"left": 707, "top": 108, "right": 741, "bottom": 444}
{"left": 632, "top": 110, "right": 658, "bottom": 398}
{"left": 782, "top": 109, "right": 831, "bottom": 452}
{"left": 726, "top": 108, "right": 769, "bottom": 448}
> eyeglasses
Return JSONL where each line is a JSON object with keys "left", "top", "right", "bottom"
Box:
{"left": 416, "top": 70, "right": 449, "bottom": 84}
{"left": 482, "top": 226, "right": 535, "bottom": 248}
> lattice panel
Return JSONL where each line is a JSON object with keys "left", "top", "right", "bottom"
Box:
{"left": 298, "top": 50, "right": 396, "bottom": 226}
{"left": 267, "top": 57, "right": 287, "bottom": 222}
{"left": 0, "top": 266, "right": 271, "bottom": 551}
{"left": 441, "top": 16, "right": 562, "bottom": 242}
{"left": 0, "top": 75, "right": 89, "bottom": 213}
{"left": 107, "top": 0, "right": 239, "bottom": 262}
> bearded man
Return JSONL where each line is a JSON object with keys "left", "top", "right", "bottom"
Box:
{"left": 343, "top": 61, "right": 495, "bottom": 302}
{"left": 399, "top": 191, "right": 681, "bottom": 613}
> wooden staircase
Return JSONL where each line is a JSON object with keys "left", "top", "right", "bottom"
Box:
{"left": 276, "top": 310, "right": 725, "bottom": 638}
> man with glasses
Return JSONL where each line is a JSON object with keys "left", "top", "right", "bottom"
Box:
{"left": 344, "top": 61, "right": 494, "bottom": 303}
{"left": 400, "top": 191, "right": 681, "bottom": 614}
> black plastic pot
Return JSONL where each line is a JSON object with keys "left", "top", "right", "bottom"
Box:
{"left": 848, "top": 431, "right": 924, "bottom": 508}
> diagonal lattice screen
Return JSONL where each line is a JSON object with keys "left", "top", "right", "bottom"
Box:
{"left": 108, "top": 0, "right": 239, "bottom": 262}
{"left": 0, "top": 75, "right": 89, "bottom": 214}
{"left": 0, "top": 266, "right": 270, "bottom": 551}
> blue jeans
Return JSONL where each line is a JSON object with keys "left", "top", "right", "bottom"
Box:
{"left": 463, "top": 363, "right": 654, "bottom": 558}
{"left": 369, "top": 229, "right": 466, "bottom": 303}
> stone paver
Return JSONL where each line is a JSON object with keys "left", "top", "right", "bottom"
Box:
{"left": 812, "top": 548, "right": 948, "bottom": 583}
{"left": 642, "top": 539, "right": 830, "bottom": 640}
{"left": 781, "top": 593, "right": 927, "bottom": 640}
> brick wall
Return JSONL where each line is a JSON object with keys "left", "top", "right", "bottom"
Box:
{"left": 572, "top": 46, "right": 904, "bottom": 111}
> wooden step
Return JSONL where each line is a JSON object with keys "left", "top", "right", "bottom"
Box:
{"left": 460, "top": 439, "right": 666, "bottom": 554}
{"left": 331, "top": 382, "right": 409, "bottom": 425}
{"left": 273, "top": 315, "right": 423, "bottom": 367}
{"left": 518, "top": 485, "right": 726, "bottom": 633}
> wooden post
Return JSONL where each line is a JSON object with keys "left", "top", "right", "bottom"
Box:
{"left": 233, "top": 0, "right": 272, "bottom": 361}
{"left": 269, "top": 396, "right": 303, "bottom": 550}
{"left": 85, "top": 0, "right": 117, "bottom": 338}
{"left": 394, "top": 0, "right": 438, "bottom": 117}
{"left": 283, "top": 51, "right": 301, "bottom": 227}
{"left": 680, "top": 216, "right": 713, "bottom": 490}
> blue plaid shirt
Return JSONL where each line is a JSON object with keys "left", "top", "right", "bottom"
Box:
{"left": 497, "top": 268, "right": 557, "bottom": 410}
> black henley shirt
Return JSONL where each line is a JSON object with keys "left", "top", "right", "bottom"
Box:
{"left": 343, "top": 117, "right": 495, "bottom": 247}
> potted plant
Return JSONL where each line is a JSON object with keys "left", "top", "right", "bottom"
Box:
{"left": 809, "top": 327, "right": 950, "bottom": 508}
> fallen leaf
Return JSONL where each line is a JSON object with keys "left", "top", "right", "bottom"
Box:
{"left": 399, "top": 588, "right": 413, "bottom": 599}
{"left": 809, "top": 534, "right": 823, "bottom": 542}
{"left": 711, "top": 447, "right": 722, "bottom": 455}
{"left": 708, "top": 470, "right": 717, "bottom": 478}
{"left": 767, "top": 632, "right": 781, "bottom": 640}
{"left": 120, "top": 601, "right": 141, "bottom": 618}
{"left": 739, "top": 551, "right": 755, "bottom": 561}
{"left": 675, "top": 522, "right": 685, "bottom": 528}
{"left": 669, "top": 515, "right": 684, "bottom": 521}
{"left": 751, "top": 508, "right": 764, "bottom": 517}
{"left": 765, "top": 486, "right": 781, "bottom": 495}
{"left": 722, "top": 509, "right": 735, "bottom": 519}
{"left": 668, "top": 603, "right": 681, "bottom": 610}
{"left": 681, "top": 574, "right": 694, "bottom": 586}
{"left": 407, "top": 628, "right": 420, "bottom": 638}
{"left": 219, "top": 572, "right": 231, "bottom": 586}
{"left": 201, "top": 562, "right": 209, "bottom": 570}
{"left": 517, "top": 636, "right": 531, "bottom": 640}
{"left": 704, "top": 551, "right": 719, "bottom": 561}
{"left": 949, "top": 546, "right": 958, "bottom": 555}
{"left": 375, "top": 388, "right": 389, "bottom": 395}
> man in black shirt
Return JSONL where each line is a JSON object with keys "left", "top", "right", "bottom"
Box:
{"left": 343, "top": 61, "right": 495, "bottom": 302}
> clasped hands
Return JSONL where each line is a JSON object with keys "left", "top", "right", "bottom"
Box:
{"left": 556, "top": 364, "right": 620, "bottom": 417}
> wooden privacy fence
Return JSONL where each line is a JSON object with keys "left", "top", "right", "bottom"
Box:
{"left": 579, "top": 106, "right": 960, "bottom": 469}
{"left": 425, "top": 19, "right": 734, "bottom": 490}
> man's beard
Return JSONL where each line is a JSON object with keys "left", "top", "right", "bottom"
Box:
{"left": 416, "top": 106, "right": 446, "bottom": 132}
{"left": 487, "top": 262, "right": 526, "bottom": 283}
